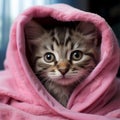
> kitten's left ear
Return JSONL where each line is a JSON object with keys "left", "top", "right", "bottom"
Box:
{"left": 76, "top": 22, "right": 100, "bottom": 46}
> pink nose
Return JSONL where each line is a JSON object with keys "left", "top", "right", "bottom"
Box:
{"left": 57, "top": 60, "right": 70, "bottom": 75}
{"left": 58, "top": 68, "right": 69, "bottom": 75}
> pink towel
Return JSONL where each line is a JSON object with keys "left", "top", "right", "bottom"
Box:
{"left": 0, "top": 4, "right": 120, "bottom": 120}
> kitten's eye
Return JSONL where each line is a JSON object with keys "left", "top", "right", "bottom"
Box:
{"left": 71, "top": 50, "right": 82, "bottom": 61}
{"left": 44, "top": 52, "right": 55, "bottom": 63}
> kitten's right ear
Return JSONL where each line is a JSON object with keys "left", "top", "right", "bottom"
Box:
{"left": 24, "top": 20, "right": 45, "bottom": 40}
{"left": 24, "top": 20, "right": 46, "bottom": 53}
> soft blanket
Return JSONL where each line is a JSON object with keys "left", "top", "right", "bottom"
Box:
{"left": 0, "top": 4, "right": 120, "bottom": 120}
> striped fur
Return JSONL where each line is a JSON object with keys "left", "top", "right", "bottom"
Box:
{"left": 25, "top": 20, "right": 100, "bottom": 106}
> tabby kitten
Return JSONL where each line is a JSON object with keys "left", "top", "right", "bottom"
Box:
{"left": 25, "top": 20, "right": 100, "bottom": 107}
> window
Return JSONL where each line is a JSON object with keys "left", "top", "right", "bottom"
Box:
{"left": 0, "top": 0, "right": 49, "bottom": 69}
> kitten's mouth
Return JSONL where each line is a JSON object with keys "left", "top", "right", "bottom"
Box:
{"left": 47, "top": 72, "right": 79, "bottom": 85}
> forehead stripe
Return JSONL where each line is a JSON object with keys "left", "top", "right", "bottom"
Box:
{"left": 52, "top": 36, "right": 59, "bottom": 46}
{"left": 65, "top": 36, "right": 71, "bottom": 46}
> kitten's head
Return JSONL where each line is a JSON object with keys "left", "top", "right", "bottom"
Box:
{"left": 25, "top": 20, "right": 100, "bottom": 86}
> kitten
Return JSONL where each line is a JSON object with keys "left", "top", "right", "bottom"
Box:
{"left": 25, "top": 20, "right": 100, "bottom": 107}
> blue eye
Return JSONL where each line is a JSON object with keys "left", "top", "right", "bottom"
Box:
{"left": 44, "top": 52, "right": 55, "bottom": 63}
{"left": 71, "top": 50, "right": 82, "bottom": 61}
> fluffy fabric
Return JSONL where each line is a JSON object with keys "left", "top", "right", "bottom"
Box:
{"left": 0, "top": 4, "right": 120, "bottom": 120}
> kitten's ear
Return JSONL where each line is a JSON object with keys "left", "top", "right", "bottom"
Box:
{"left": 76, "top": 22, "right": 100, "bottom": 46}
{"left": 25, "top": 20, "right": 46, "bottom": 52}
{"left": 24, "top": 20, "right": 45, "bottom": 40}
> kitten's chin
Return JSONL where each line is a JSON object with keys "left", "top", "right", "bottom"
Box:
{"left": 51, "top": 77, "right": 78, "bottom": 86}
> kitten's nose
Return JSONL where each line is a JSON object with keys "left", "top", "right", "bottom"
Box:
{"left": 59, "top": 68, "right": 69, "bottom": 76}
{"left": 57, "top": 60, "right": 70, "bottom": 75}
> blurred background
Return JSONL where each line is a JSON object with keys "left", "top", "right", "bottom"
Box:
{"left": 0, "top": 0, "right": 120, "bottom": 75}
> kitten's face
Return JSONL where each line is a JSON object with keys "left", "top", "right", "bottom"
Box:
{"left": 25, "top": 20, "right": 100, "bottom": 86}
